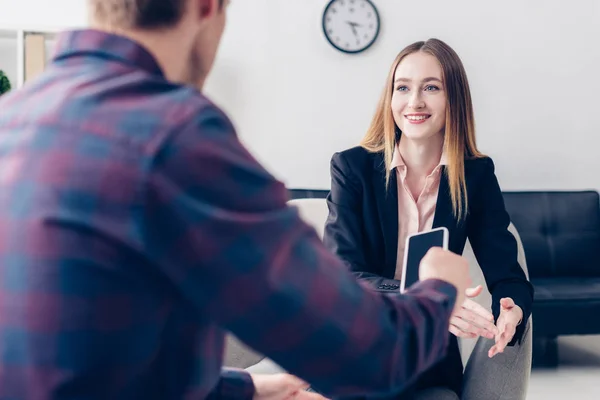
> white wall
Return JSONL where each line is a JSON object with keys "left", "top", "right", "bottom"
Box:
{"left": 0, "top": 35, "right": 17, "bottom": 88}
{"left": 205, "top": 0, "right": 600, "bottom": 191}
{"left": 2, "top": 1, "right": 599, "bottom": 192}
{"left": 0, "top": 0, "right": 87, "bottom": 29}
{"left": 0, "top": 0, "right": 86, "bottom": 90}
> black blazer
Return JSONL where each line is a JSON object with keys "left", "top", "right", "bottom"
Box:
{"left": 323, "top": 146, "right": 534, "bottom": 397}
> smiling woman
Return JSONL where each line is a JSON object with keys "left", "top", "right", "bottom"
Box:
{"left": 361, "top": 39, "right": 483, "bottom": 220}
{"left": 323, "top": 38, "right": 534, "bottom": 399}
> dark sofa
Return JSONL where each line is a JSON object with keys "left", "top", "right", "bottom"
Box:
{"left": 503, "top": 191, "right": 600, "bottom": 365}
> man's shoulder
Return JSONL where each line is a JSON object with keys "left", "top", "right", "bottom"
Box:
{"left": 144, "top": 86, "right": 235, "bottom": 153}
{"left": 143, "top": 83, "right": 229, "bottom": 129}
{"left": 99, "top": 80, "right": 235, "bottom": 158}
{"left": 159, "top": 85, "right": 224, "bottom": 119}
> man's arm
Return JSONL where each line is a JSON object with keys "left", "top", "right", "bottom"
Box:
{"left": 144, "top": 104, "right": 457, "bottom": 398}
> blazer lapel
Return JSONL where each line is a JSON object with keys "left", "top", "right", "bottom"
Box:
{"left": 432, "top": 166, "right": 461, "bottom": 250}
{"left": 432, "top": 167, "right": 453, "bottom": 229}
{"left": 372, "top": 155, "right": 399, "bottom": 278}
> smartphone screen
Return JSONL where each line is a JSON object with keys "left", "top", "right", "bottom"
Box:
{"left": 401, "top": 228, "right": 448, "bottom": 292}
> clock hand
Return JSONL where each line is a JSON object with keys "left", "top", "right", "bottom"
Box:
{"left": 346, "top": 21, "right": 360, "bottom": 36}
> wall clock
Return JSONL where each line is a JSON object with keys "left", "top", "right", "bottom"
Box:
{"left": 322, "top": 0, "right": 381, "bottom": 54}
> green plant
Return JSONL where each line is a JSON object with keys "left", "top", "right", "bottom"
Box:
{"left": 0, "top": 70, "right": 11, "bottom": 95}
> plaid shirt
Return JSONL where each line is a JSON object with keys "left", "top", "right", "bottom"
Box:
{"left": 0, "top": 30, "right": 458, "bottom": 400}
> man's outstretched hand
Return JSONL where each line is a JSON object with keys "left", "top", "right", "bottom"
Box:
{"left": 252, "top": 373, "right": 329, "bottom": 400}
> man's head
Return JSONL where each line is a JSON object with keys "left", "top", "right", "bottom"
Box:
{"left": 89, "top": 0, "right": 228, "bottom": 87}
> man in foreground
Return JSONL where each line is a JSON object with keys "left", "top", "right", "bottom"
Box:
{"left": 0, "top": 0, "right": 471, "bottom": 398}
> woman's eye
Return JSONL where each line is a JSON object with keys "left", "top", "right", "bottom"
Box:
{"left": 396, "top": 86, "right": 409, "bottom": 92}
{"left": 424, "top": 85, "right": 440, "bottom": 91}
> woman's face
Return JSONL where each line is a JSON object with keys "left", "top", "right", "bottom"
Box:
{"left": 391, "top": 52, "right": 447, "bottom": 142}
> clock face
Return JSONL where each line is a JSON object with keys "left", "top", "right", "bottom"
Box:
{"left": 322, "top": 0, "right": 381, "bottom": 54}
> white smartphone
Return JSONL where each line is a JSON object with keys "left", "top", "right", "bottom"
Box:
{"left": 400, "top": 227, "right": 449, "bottom": 293}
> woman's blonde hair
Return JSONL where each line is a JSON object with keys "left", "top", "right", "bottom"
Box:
{"left": 360, "top": 38, "right": 484, "bottom": 221}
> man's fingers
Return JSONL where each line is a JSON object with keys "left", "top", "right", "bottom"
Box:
{"left": 465, "top": 285, "right": 483, "bottom": 298}
{"left": 460, "top": 311, "right": 498, "bottom": 338}
{"left": 289, "top": 377, "right": 310, "bottom": 391}
{"left": 450, "top": 316, "right": 473, "bottom": 332}
{"left": 449, "top": 317, "right": 482, "bottom": 338}
{"left": 462, "top": 299, "right": 494, "bottom": 322}
{"left": 449, "top": 319, "right": 477, "bottom": 338}
{"left": 449, "top": 324, "right": 477, "bottom": 338}
{"left": 279, "top": 374, "right": 309, "bottom": 392}
{"left": 296, "top": 391, "right": 330, "bottom": 400}
{"left": 455, "top": 306, "right": 498, "bottom": 338}
{"left": 252, "top": 374, "right": 311, "bottom": 400}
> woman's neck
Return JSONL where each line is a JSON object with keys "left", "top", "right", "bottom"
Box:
{"left": 398, "top": 133, "right": 444, "bottom": 177}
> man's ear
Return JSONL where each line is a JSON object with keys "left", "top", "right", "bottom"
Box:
{"left": 193, "top": 0, "right": 220, "bottom": 21}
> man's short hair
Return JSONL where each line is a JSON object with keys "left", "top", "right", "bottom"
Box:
{"left": 90, "top": 0, "right": 224, "bottom": 29}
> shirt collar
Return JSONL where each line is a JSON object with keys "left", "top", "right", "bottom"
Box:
{"left": 390, "top": 143, "right": 448, "bottom": 171}
{"left": 52, "top": 29, "right": 165, "bottom": 77}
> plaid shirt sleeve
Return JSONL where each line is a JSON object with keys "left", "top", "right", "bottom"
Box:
{"left": 145, "top": 104, "right": 458, "bottom": 398}
{"left": 206, "top": 369, "right": 255, "bottom": 400}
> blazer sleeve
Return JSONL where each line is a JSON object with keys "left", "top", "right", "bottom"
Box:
{"left": 467, "top": 157, "right": 534, "bottom": 345}
{"left": 323, "top": 152, "right": 400, "bottom": 292}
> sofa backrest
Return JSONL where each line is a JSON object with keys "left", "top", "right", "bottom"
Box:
{"left": 502, "top": 191, "right": 600, "bottom": 279}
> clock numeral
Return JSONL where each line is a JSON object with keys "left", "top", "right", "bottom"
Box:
{"left": 364, "top": 34, "right": 368, "bottom": 39}
{"left": 350, "top": 7, "right": 355, "bottom": 12}
{"left": 331, "top": 7, "right": 337, "bottom": 13}
{"left": 356, "top": 39, "right": 361, "bottom": 45}
{"left": 367, "top": 12, "right": 372, "bottom": 17}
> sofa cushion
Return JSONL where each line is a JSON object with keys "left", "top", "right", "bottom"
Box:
{"left": 531, "top": 278, "right": 600, "bottom": 336}
{"left": 533, "top": 278, "right": 600, "bottom": 302}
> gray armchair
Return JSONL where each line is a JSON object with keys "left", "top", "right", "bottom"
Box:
{"left": 460, "top": 224, "right": 532, "bottom": 399}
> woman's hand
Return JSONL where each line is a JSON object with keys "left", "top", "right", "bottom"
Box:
{"left": 488, "top": 298, "right": 523, "bottom": 358}
{"left": 449, "top": 285, "right": 499, "bottom": 339}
